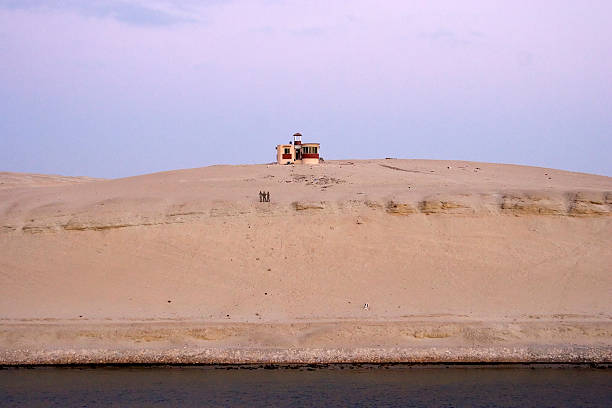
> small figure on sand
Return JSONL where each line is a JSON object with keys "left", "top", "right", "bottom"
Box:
{"left": 259, "top": 191, "right": 271, "bottom": 202}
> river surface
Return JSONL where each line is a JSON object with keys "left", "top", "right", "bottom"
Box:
{"left": 1, "top": 365, "right": 610, "bottom": 407}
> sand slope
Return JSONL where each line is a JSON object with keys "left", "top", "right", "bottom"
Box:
{"left": 0, "top": 172, "right": 102, "bottom": 190}
{"left": 0, "top": 160, "right": 610, "bottom": 364}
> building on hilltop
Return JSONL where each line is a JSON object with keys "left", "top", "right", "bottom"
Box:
{"left": 275, "top": 132, "right": 320, "bottom": 165}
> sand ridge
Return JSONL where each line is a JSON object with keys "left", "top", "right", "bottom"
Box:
{"left": 1, "top": 159, "right": 610, "bottom": 234}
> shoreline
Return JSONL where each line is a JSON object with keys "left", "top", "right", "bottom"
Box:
{"left": 2, "top": 363, "right": 611, "bottom": 369}
{"left": 3, "top": 347, "right": 611, "bottom": 366}
{"left": 2, "top": 320, "right": 610, "bottom": 365}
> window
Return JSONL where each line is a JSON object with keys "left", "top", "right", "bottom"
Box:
{"left": 284, "top": 148, "right": 290, "bottom": 154}
{"left": 301, "top": 146, "right": 317, "bottom": 154}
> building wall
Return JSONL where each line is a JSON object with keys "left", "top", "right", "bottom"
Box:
{"left": 276, "top": 144, "right": 294, "bottom": 164}
{"left": 276, "top": 142, "right": 319, "bottom": 165}
{"left": 301, "top": 143, "right": 320, "bottom": 164}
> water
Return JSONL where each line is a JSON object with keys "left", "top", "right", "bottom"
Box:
{"left": 1, "top": 365, "right": 610, "bottom": 407}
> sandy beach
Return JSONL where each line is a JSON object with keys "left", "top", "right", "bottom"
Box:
{"left": 1, "top": 159, "right": 610, "bottom": 364}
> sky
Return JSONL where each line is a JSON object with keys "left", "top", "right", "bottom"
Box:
{"left": 1, "top": 0, "right": 611, "bottom": 178}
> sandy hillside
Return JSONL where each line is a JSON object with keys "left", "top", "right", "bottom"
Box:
{"left": 0, "top": 159, "right": 611, "bottom": 364}
{"left": 0, "top": 172, "right": 102, "bottom": 190}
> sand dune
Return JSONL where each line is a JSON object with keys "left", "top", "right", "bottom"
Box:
{"left": 0, "top": 160, "right": 610, "bottom": 364}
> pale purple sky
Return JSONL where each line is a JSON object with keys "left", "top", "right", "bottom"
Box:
{"left": 1, "top": 0, "right": 611, "bottom": 177}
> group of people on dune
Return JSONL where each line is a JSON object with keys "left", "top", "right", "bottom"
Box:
{"left": 259, "top": 191, "right": 270, "bottom": 202}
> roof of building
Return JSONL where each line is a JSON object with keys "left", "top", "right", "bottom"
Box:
{"left": 293, "top": 132, "right": 302, "bottom": 136}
